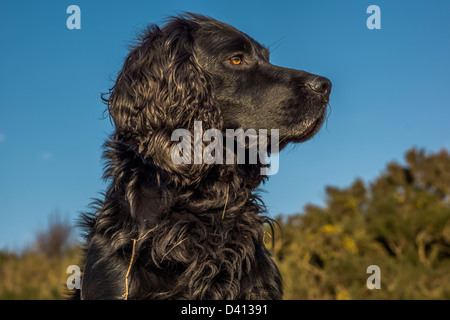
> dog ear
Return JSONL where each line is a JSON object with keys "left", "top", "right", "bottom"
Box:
{"left": 104, "top": 20, "right": 223, "bottom": 185}
{"left": 102, "top": 24, "right": 164, "bottom": 137}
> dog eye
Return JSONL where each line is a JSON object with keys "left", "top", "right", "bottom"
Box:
{"left": 228, "top": 56, "right": 243, "bottom": 65}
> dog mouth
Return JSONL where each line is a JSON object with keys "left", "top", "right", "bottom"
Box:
{"left": 277, "top": 112, "right": 326, "bottom": 148}
{"left": 296, "top": 117, "right": 323, "bottom": 142}
{"left": 299, "top": 120, "right": 318, "bottom": 138}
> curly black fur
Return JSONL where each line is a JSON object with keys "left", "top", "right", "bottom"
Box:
{"left": 76, "top": 13, "right": 331, "bottom": 300}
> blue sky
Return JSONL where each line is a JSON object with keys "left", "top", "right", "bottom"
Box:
{"left": 1, "top": 0, "right": 449, "bottom": 249}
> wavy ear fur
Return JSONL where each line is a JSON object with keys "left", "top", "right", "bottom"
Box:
{"left": 103, "top": 19, "right": 222, "bottom": 184}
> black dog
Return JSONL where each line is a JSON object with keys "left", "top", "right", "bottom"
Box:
{"left": 78, "top": 13, "right": 331, "bottom": 300}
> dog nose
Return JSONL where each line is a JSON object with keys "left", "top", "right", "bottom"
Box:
{"left": 306, "top": 76, "right": 332, "bottom": 97}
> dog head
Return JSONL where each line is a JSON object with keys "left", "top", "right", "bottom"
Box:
{"left": 104, "top": 13, "right": 331, "bottom": 181}
{"left": 189, "top": 13, "right": 331, "bottom": 149}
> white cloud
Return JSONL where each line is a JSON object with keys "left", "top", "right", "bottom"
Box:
{"left": 0, "top": 133, "right": 5, "bottom": 143}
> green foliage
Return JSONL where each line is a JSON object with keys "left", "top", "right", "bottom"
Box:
{"left": 271, "top": 147, "right": 450, "bottom": 299}
{"left": 1, "top": 147, "right": 449, "bottom": 299}
{"left": 0, "top": 215, "right": 82, "bottom": 300}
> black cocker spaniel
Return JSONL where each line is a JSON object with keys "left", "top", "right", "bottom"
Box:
{"left": 77, "top": 13, "right": 331, "bottom": 300}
